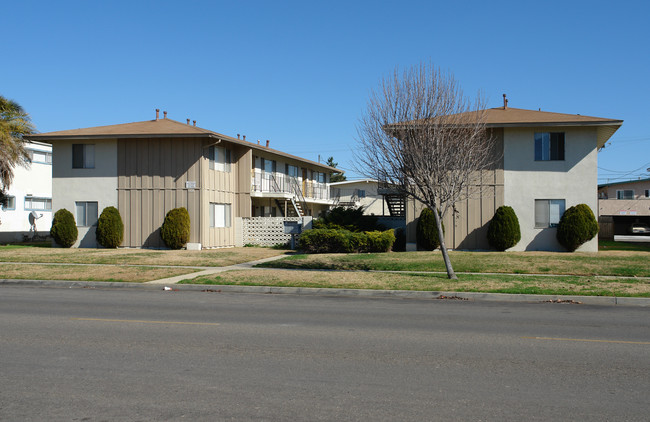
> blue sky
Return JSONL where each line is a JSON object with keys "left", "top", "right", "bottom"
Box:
{"left": 4, "top": 0, "right": 649, "bottom": 183}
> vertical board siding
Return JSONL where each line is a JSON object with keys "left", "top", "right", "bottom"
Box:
{"left": 118, "top": 137, "right": 203, "bottom": 248}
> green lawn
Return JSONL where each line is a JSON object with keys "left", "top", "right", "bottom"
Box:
{"left": 257, "top": 249, "right": 650, "bottom": 277}
{"left": 180, "top": 268, "right": 650, "bottom": 298}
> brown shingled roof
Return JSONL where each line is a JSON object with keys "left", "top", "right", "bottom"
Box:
{"left": 387, "top": 107, "right": 623, "bottom": 149}
{"left": 27, "top": 118, "right": 338, "bottom": 172}
{"left": 28, "top": 118, "right": 214, "bottom": 139}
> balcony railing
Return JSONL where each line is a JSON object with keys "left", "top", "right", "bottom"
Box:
{"left": 251, "top": 170, "right": 329, "bottom": 200}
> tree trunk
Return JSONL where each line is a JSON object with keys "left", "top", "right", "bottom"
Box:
{"left": 432, "top": 204, "right": 457, "bottom": 280}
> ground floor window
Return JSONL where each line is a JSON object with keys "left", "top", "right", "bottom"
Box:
{"left": 75, "top": 201, "right": 98, "bottom": 226}
{"left": 24, "top": 197, "right": 52, "bottom": 211}
{"left": 210, "top": 203, "right": 232, "bottom": 228}
{"left": 2, "top": 195, "right": 16, "bottom": 210}
{"left": 535, "top": 199, "right": 565, "bottom": 228}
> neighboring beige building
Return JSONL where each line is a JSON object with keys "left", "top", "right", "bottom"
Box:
{"left": 28, "top": 113, "right": 336, "bottom": 248}
{"left": 598, "top": 178, "right": 650, "bottom": 236}
{"left": 404, "top": 105, "right": 622, "bottom": 252}
{"left": 330, "top": 179, "right": 391, "bottom": 215}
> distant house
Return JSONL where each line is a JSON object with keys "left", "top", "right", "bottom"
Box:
{"left": 403, "top": 105, "right": 622, "bottom": 252}
{"left": 28, "top": 113, "right": 337, "bottom": 248}
{"left": 330, "top": 179, "right": 391, "bottom": 215}
{"left": 597, "top": 178, "right": 650, "bottom": 237}
{"left": 0, "top": 141, "right": 53, "bottom": 242}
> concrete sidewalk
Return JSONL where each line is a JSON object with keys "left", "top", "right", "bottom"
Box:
{"left": 144, "top": 254, "right": 289, "bottom": 285}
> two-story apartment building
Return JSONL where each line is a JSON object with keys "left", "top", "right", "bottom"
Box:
{"left": 0, "top": 141, "right": 53, "bottom": 242}
{"left": 404, "top": 105, "right": 622, "bottom": 252}
{"left": 598, "top": 178, "right": 650, "bottom": 236}
{"left": 28, "top": 113, "right": 336, "bottom": 248}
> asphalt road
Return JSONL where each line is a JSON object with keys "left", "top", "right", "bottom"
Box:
{"left": 1, "top": 286, "right": 649, "bottom": 421}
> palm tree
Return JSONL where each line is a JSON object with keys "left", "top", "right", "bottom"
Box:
{"left": 0, "top": 95, "right": 35, "bottom": 195}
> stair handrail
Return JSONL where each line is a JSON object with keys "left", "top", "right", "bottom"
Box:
{"left": 289, "top": 176, "right": 308, "bottom": 215}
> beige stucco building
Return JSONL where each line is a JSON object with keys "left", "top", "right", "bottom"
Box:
{"left": 597, "top": 178, "right": 650, "bottom": 236}
{"left": 29, "top": 113, "right": 336, "bottom": 248}
{"left": 404, "top": 106, "right": 622, "bottom": 252}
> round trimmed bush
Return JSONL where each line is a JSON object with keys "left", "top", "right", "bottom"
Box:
{"left": 96, "top": 206, "right": 124, "bottom": 248}
{"left": 416, "top": 208, "right": 443, "bottom": 251}
{"left": 487, "top": 205, "right": 521, "bottom": 251}
{"left": 556, "top": 204, "right": 599, "bottom": 252}
{"left": 50, "top": 208, "right": 78, "bottom": 248}
{"left": 160, "top": 207, "right": 191, "bottom": 249}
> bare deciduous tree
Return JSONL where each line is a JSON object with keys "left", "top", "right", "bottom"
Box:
{"left": 355, "top": 63, "right": 498, "bottom": 279}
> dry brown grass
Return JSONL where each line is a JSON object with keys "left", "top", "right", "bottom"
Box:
{"left": 0, "top": 263, "right": 200, "bottom": 283}
{"left": 0, "top": 246, "right": 285, "bottom": 267}
{"left": 183, "top": 269, "right": 650, "bottom": 297}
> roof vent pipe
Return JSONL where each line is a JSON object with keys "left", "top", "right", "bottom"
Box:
{"left": 186, "top": 119, "right": 190, "bottom": 125}
{"left": 163, "top": 111, "right": 167, "bottom": 119}
{"left": 243, "top": 135, "right": 246, "bottom": 141}
{"left": 193, "top": 120, "right": 196, "bottom": 126}
{"left": 237, "top": 134, "right": 240, "bottom": 139}
{"left": 503, "top": 94, "right": 508, "bottom": 110}
{"left": 156, "top": 109, "right": 160, "bottom": 120}
{"left": 257, "top": 140, "right": 260, "bottom": 145}
{"left": 266, "top": 139, "right": 270, "bottom": 147}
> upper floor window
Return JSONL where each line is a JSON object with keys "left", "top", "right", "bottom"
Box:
{"left": 286, "top": 164, "right": 299, "bottom": 178}
{"left": 72, "top": 144, "right": 95, "bottom": 168}
{"left": 535, "top": 132, "right": 564, "bottom": 161}
{"left": 25, "top": 197, "right": 52, "bottom": 211}
{"left": 358, "top": 189, "right": 366, "bottom": 198}
{"left": 263, "top": 159, "right": 275, "bottom": 174}
{"left": 209, "top": 146, "right": 231, "bottom": 172}
{"left": 75, "top": 201, "right": 98, "bottom": 227}
{"left": 313, "top": 171, "right": 326, "bottom": 183}
{"left": 535, "top": 199, "right": 565, "bottom": 228}
{"left": 616, "top": 190, "right": 634, "bottom": 200}
{"left": 1, "top": 195, "right": 16, "bottom": 210}
{"left": 28, "top": 149, "right": 52, "bottom": 164}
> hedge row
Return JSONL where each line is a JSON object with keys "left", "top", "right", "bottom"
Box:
{"left": 298, "top": 228, "right": 395, "bottom": 253}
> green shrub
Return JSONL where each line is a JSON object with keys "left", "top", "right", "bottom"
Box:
{"left": 416, "top": 208, "right": 443, "bottom": 251}
{"left": 487, "top": 205, "right": 521, "bottom": 251}
{"left": 315, "top": 206, "right": 384, "bottom": 232}
{"left": 298, "top": 228, "right": 395, "bottom": 253}
{"left": 299, "top": 228, "right": 351, "bottom": 253}
{"left": 96, "top": 206, "right": 124, "bottom": 248}
{"left": 556, "top": 204, "right": 599, "bottom": 252}
{"left": 160, "top": 207, "right": 191, "bottom": 249}
{"left": 366, "top": 230, "right": 396, "bottom": 252}
{"left": 50, "top": 208, "right": 78, "bottom": 248}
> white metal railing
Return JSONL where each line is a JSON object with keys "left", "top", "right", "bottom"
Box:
{"left": 251, "top": 170, "right": 329, "bottom": 200}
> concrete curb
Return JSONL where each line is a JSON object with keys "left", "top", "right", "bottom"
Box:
{"left": 2, "top": 278, "right": 648, "bottom": 307}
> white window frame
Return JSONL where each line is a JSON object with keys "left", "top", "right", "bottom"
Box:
{"left": 2, "top": 195, "right": 16, "bottom": 210}
{"left": 535, "top": 199, "right": 565, "bottom": 228}
{"left": 72, "top": 144, "right": 95, "bottom": 169}
{"left": 209, "top": 146, "right": 231, "bottom": 172}
{"left": 616, "top": 190, "right": 634, "bottom": 200}
{"left": 75, "top": 201, "right": 98, "bottom": 227}
{"left": 28, "top": 149, "right": 53, "bottom": 165}
{"left": 24, "top": 197, "right": 52, "bottom": 211}
{"left": 209, "top": 203, "right": 231, "bottom": 228}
